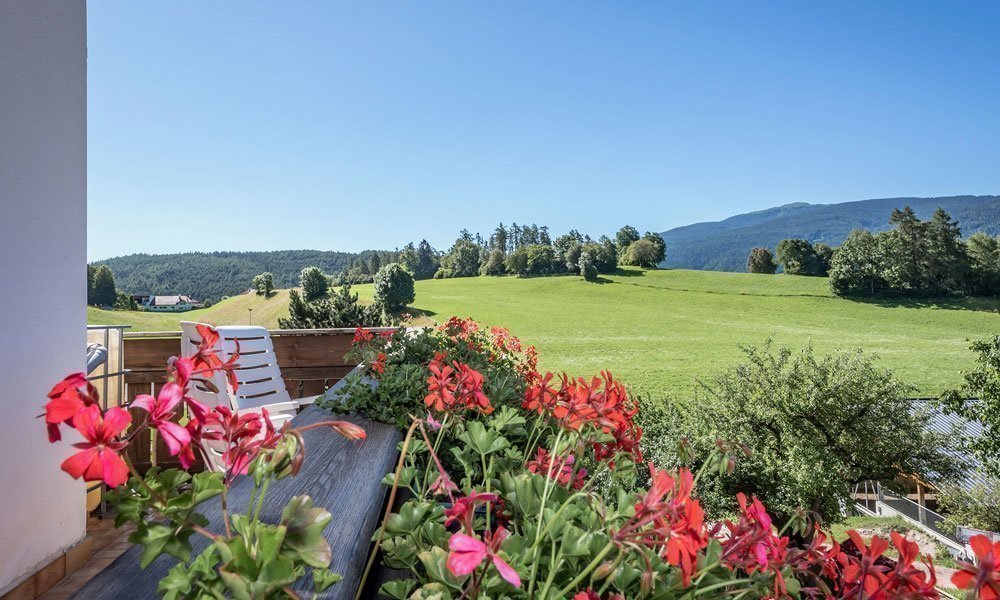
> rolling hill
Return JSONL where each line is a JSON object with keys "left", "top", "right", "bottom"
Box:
{"left": 91, "top": 250, "right": 383, "bottom": 303}
{"left": 660, "top": 195, "right": 1000, "bottom": 271}
{"left": 90, "top": 269, "right": 1000, "bottom": 398}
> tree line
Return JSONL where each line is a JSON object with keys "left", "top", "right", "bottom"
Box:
{"left": 746, "top": 206, "right": 1000, "bottom": 298}
{"left": 396, "top": 223, "right": 665, "bottom": 282}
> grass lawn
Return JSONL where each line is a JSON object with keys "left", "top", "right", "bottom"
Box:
{"left": 90, "top": 269, "right": 1000, "bottom": 398}
{"left": 87, "top": 289, "right": 294, "bottom": 332}
{"left": 357, "top": 268, "right": 999, "bottom": 399}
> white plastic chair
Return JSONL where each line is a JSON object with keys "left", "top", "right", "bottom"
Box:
{"left": 180, "top": 322, "right": 318, "bottom": 470}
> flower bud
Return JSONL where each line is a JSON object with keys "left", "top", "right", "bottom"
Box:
{"left": 593, "top": 559, "right": 616, "bottom": 580}
{"left": 640, "top": 570, "right": 654, "bottom": 596}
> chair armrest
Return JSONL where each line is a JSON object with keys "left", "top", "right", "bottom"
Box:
{"left": 295, "top": 394, "right": 322, "bottom": 406}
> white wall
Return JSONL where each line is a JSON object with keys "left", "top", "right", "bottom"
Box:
{"left": 0, "top": 0, "right": 88, "bottom": 593}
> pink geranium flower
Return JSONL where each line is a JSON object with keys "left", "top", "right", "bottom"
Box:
{"left": 446, "top": 527, "right": 521, "bottom": 587}
{"left": 60, "top": 405, "right": 131, "bottom": 488}
{"left": 132, "top": 383, "right": 191, "bottom": 458}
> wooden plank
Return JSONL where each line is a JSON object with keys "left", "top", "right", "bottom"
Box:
{"left": 73, "top": 401, "right": 402, "bottom": 598}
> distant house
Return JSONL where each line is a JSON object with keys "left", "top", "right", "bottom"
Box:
{"left": 140, "top": 295, "right": 202, "bottom": 312}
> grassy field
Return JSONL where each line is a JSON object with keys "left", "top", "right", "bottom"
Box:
{"left": 89, "top": 269, "right": 1000, "bottom": 398}
{"left": 87, "top": 289, "right": 294, "bottom": 331}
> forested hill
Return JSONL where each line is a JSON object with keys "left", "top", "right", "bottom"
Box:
{"left": 661, "top": 195, "right": 1000, "bottom": 271}
{"left": 93, "top": 250, "right": 370, "bottom": 302}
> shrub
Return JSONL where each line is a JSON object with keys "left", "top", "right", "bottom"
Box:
{"left": 683, "top": 343, "right": 956, "bottom": 524}
{"left": 300, "top": 266, "right": 329, "bottom": 300}
{"left": 279, "top": 285, "right": 389, "bottom": 328}
{"left": 374, "top": 263, "right": 415, "bottom": 311}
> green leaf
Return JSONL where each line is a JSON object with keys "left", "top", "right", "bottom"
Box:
{"left": 418, "top": 547, "right": 464, "bottom": 589}
{"left": 558, "top": 525, "right": 594, "bottom": 557}
{"left": 385, "top": 501, "right": 435, "bottom": 535}
{"left": 458, "top": 421, "right": 510, "bottom": 456}
{"left": 191, "top": 471, "right": 225, "bottom": 505}
{"left": 379, "top": 579, "right": 416, "bottom": 600}
{"left": 157, "top": 545, "right": 223, "bottom": 600}
{"left": 280, "top": 496, "right": 333, "bottom": 568}
{"left": 313, "top": 568, "right": 342, "bottom": 593}
{"left": 129, "top": 522, "right": 194, "bottom": 568}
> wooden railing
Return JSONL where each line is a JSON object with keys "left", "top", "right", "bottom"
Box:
{"left": 122, "top": 327, "right": 393, "bottom": 472}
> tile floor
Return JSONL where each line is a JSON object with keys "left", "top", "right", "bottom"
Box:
{"left": 36, "top": 516, "right": 133, "bottom": 600}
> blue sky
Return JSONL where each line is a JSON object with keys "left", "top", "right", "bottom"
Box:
{"left": 87, "top": 1, "right": 1000, "bottom": 260}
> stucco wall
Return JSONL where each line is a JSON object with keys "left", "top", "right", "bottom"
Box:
{"left": 0, "top": 0, "right": 88, "bottom": 593}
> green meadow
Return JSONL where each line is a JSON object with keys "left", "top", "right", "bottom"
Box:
{"left": 90, "top": 269, "right": 1000, "bottom": 398}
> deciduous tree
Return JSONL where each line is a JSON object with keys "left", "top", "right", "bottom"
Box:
{"left": 626, "top": 238, "right": 661, "bottom": 268}
{"left": 685, "top": 343, "right": 956, "bottom": 523}
{"left": 941, "top": 336, "right": 1000, "bottom": 477}
{"left": 746, "top": 247, "right": 777, "bottom": 274}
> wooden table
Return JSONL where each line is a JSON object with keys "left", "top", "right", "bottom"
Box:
{"left": 73, "top": 379, "right": 401, "bottom": 599}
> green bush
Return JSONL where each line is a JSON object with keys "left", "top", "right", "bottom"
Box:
{"left": 681, "top": 343, "right": 957, "bottom": 523}
{"left": 278, "top": 285, "right": 389, "bottom": 329}
{"left": 374, "top": 263, "right": 415, "bottom": 311}
{"left": 578, "top": 251, "right": 598, "bottom": 281}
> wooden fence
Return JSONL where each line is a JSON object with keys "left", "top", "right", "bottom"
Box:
{"left": 122, "top": 327, "right": 393, "bottom": 472}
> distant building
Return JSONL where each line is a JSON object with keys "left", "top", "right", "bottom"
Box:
{"left": 140, "top": 295, "right": 202, "bottom": 312}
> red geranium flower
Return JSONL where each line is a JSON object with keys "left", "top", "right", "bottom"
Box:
{"left": 839, "top": 530, "right": 891, "bottom": 597}
{"left": 370, "top": 352, "right": 387, "bottom": 376}
{"left": 615, "top": 466, "right": 708, "bottom": 586}
{"left": 526, "top": 447, "right": 587, "bottom": 490}
{"left": 444, "top": 491, "right": 499, "bottom": 532}
{"left": 952, "top": 535, "right": 1000, "bottom": 600}
{"left": 44, "top": 373, "right": 99, "bottom": 442}
{"left": 352, "top": 326, "right": 375, "bottom": 345}
{"left": 60, "top": 405, "right": 131, "bottom": 488}
{"left": 183, "top": 324, "right": 240, "bottom": 392}
{"left": 424, "top": 358, "right": 492, "bottom": 414}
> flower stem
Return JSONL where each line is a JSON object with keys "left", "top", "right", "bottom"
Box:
{"left": 553, "top": 540, "right": 615, "bottom": 598}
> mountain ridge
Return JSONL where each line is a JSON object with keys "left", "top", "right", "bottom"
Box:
{"left": 660, "top": 195, "right": 1000, "bottom": 271}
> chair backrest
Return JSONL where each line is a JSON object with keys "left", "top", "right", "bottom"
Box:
{"left": 179, "top": 322, "right": 229, "bottom": 410}
{"left": 179, "top": 322, "right": 295, "bottom": 411}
